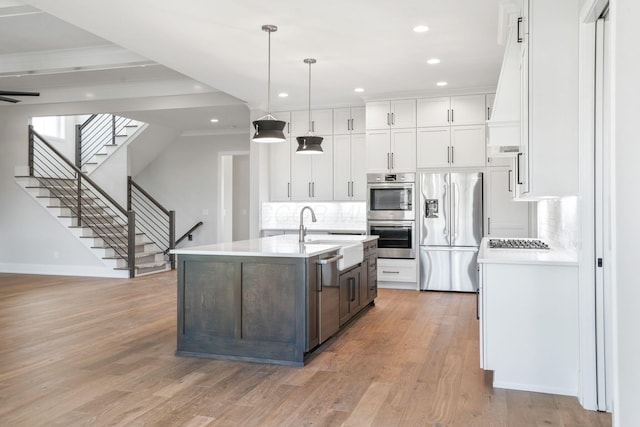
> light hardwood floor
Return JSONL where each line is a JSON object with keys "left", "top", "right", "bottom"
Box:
{"left": 0, "top": 272, "right": 611, "bottom": 427}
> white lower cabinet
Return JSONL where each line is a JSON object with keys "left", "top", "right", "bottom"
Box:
{"left": 479, "top": 261, "right": 579, "bottom": 396}
{"left": 485, "top": 167, "right": 530, "bottom": 238}
{"left": 377, "top": 258, "right": 417, "bottom": 287}
{"left": 333, "top": 134, "right": 366, "bottom": 200}
{"left": 291, "top": 136, "right": 333, "bottom": 201}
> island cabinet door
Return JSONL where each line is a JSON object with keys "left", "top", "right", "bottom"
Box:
{"left": 339, "top": 266, "right": 361, "bottom": 326}
{"left": 177, "top": 255, "right": 308, "bottom": 366}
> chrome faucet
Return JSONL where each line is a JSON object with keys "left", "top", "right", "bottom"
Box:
{"left": 299, "top": 206, "right": 317, "bottom": 242}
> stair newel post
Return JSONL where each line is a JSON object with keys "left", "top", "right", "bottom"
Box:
{"left": 127, "top": 176, "right": 132, "bottom": 211}
{"left": 28, "top": 125, "right": 34, "bottom": 177}
{"left": 75, "top": 124, "right": 82, "bottom": 168}
{"left": 111, "top": 115, "right": 116, "bottom": 146}
{"left": 127, "top": 210, "right": 136, "bottom": 278}
{"left": 169, "top": 210, "right": 176, "bottom": 269}
{"left": 76, "top": 175, "right": 82, "bottom": 227}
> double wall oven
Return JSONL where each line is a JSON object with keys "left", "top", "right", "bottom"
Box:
{"left": 367, "top": 173, "right": 416, "bottom": 259}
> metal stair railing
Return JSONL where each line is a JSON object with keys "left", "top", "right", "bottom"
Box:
{"left": 29, "top": 125, "right": 136, "bottom": 277}
{"left": 75, "top": 114, "right": 138, "bottom": 169}
{"left": 127, "top": 177, "right": 176, "bottom": 269}
{"left": 175, "top": 221, "right": 204, "bottom": 247}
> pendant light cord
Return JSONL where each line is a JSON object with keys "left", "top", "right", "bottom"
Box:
{"left": 308, "top": 60, "right": 312, "bottom": 133}
{"left": 267, "top": 29, "right": 271, "bottom": 115}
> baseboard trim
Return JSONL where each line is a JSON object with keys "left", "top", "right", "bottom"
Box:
{"left": 0, "top": 263, "right": 129, "bottom": 278}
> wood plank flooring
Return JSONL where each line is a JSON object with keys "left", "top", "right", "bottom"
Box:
{"left": 0, "top": 272, "right": 611, "bottom": 426}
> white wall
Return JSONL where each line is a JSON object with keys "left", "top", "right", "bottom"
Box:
{"left": 232, "top": 154, "right": 250, "bottom": 241}
{"left": 612, "top": 0, "right": 640, "bottom": 425}
{"left": 134, "top": 133, "right": 250, "bottom": 247}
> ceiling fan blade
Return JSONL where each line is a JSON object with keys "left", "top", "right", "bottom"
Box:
{"left": 0, "top": 91, "right": 40, "bottom": 97}
{"left": 0, "top": 96, "right": 20, "bottom": 103}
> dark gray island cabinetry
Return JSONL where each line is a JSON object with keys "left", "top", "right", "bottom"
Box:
{"left": 172, "top": 235, "right": 378, "bottom": 366}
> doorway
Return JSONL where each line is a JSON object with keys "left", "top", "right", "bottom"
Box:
{"left": 594, "top": 8, "right": 613, "bottom": 413}
{"left": 218, "top": 152, "right": 250, "bottom": 243}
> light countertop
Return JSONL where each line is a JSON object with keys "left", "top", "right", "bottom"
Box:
{"left": 478, "top": 237, "right": 578, "bottom": 266}
{"left": 171, "top": 234, "right": 378, "bottom": 258}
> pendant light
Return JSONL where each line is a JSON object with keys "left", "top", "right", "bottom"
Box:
{"left": 296, "top": 58, "right": 323, "bottom": 154}
{"left": 252, "top": 25, "right": 286, "bottom": 143}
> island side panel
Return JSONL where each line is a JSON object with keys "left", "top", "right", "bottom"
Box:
{"left": 176, "top": 254, "right": 308, "bottom": 365}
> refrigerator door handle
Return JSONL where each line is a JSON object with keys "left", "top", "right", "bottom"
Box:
{"left": 451, "top": 182, "right": 458, "bottom": 240}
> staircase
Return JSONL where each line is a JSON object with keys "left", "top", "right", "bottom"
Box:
{"left": 76, "top": 114, "right": 144, "bottom": 174}
{"left": 16, "top": 126, "right": 174, "bottom": 278}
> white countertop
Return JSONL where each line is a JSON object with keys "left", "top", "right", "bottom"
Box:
{"left": 171, "top": 234, "right": 378, "bottom": 258}
{"left": 478, "top": 237, "right": 578, "bottom": 266}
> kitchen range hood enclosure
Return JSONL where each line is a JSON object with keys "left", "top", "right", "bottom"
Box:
{"left": 487, "top": 8, "right": 521, "bottom": 156}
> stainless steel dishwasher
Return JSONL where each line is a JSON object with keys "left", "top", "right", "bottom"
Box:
{"left": 316, "top": 252, "right": 343, "bottom": 344}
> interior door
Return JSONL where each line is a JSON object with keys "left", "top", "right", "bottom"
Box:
{"left": 419, "top": 172, "right": 449, "bottom": 246}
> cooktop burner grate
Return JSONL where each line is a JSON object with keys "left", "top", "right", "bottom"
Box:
{"left": 488, "top": 239, "right": 550, "bottom": 249}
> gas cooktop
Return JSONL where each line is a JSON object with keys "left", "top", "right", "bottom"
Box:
{"left": 488, "top": 239, "right": 550, "bottom": 250}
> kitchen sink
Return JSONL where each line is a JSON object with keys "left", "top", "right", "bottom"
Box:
{"left": 303, "top": 239, "right": 363, "bottom": 270}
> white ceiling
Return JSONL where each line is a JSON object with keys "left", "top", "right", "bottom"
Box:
{"left": 2, "top": 0, "right": 505, "bottom": 131}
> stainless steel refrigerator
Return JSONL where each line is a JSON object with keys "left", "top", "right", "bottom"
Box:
{"left": 418, "top": 172, "right": 483, "bottom": 292}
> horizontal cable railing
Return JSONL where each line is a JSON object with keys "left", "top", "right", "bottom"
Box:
{"left": 75, "top": 114, "right": 138, "bottom": 169}
{"left": 175, "top": 221, "right": 204, "bottom": 247}
{"left": 127, "top": 177, "right": 175, "bottom": 269}
{"left": 29, "top": 125, "right": 135, "bottom": 277}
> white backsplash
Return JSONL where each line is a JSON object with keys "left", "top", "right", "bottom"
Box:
{"left": 261, "top": 202, "right": 367, "bottom": 232}
{"left": 537, "top": 196, "right": 579, "bottom": 250}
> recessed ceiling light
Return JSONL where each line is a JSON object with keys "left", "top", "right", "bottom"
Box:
{"left": 354, "top": 87, "right": 365, "bottom": 93}
{"left": 413, "top": 25, "right": 429, "bottom": 33}
{"left": 278, "top": 92, "right": 288, "bottom": 98}
{"left": 427, "top": 58, "right": 441, "bottom": 65}
{"left": 210, "top": 118, "right": 219, "bottom": 123}
{"left": 85, "top": 92, "right": 94, "bottom": 98}
{"left": 436, "top": 81, "right": 448, "bottom": 86}
{"left": 194, "top": 84, "right": 203, "bottom": 90}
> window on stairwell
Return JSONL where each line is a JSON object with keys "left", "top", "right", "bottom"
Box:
{"left": 32, "top": 116, "right": 66, "bottom": 140}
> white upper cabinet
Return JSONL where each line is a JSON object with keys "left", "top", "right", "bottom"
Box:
{"left": 450, "top": 95, "right": 486, "bottom": 126}
{"left": 416, "top": 97, "right": 450, "bottom": 127}
{"left": 269, "top": 138, "right": 292, "bottom": 201}
{"left": 333, "top": 134, "right": 366, "bottom": 200}
{"left": 366, "top": 100, "right": 416, "bottom": 130}
{"left": 485, "top": 167, "right": 530, "bottom": 238}
{"left": 417, "top": 95, "right": 486, "bottom": 127}
{"left": 516, "top": 0, "right": 579, "bottom": 198}
{"left": 366, "top": 129, "right": 416, "bottom": 173}
{"left": 291, "top": 136, "right": 334, "bottom": 201}
{"left": 334, "top": 107, "right": 365, "bottom": 135}
{"left": 486, "top": 94, "right": 496, "bottom": 121}
{"left": 417, "top": 125, "right": 486, "bottom": 169}
{"left": 291, "top": 108, "right": 333, "bottom": 137}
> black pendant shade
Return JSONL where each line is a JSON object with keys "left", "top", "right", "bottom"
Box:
{"left": 296, "top": 135, "right": 324, "bottom": 154}
{"left": 252, "top": 118, "right": 286, "bottom": 143}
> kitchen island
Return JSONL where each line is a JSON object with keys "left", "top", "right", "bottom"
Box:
{"left": 171, "top": 234, "right": 378, "bottom": 366}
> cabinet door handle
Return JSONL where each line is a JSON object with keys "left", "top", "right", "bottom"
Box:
{"left": 487, "top": 106, "right": 491, "bottom": 120}
{"left": 476, "top": 289, "right": 480, "bottom": 321}
{"left": 309, "top": 182, "right": 312, "bottom": 197}
{"left": 391, "top": 153, "right": 394, "bottom": 170}
{"left": 488, "top": 217, "right": 491, "bottom": 235}
{"left": 508, "top": 170, "right": 513, "bottom": 192}
{"left": 351, "top": 118, "right": 354, "bottom": 131}
{"left": 517, "top": 153, "right": 524, "bottom": 184}
{"left": 312, "top": 182, "right": 315, "bottom": 197}
{"left": 312, "top": 120, "right": 315, "bottom": 133}
{"left": 451, "top": 146, "right": 454, "bottom": 164}
{"left": 447, "top": 147, "right": 450, "bottom": 163}
{"left": 517, "top": 17, "right": 523, "bottom": 43}
{"left": 451, "top": 109, "right": 454, "bottom": 123}
{"left": 387, "top": 153, "right": 390, "bottom": 169}
{"left": 447, "top": 109, "right": 450, "bottom": 123}
{"left": 287, "top": 122, "right": 290, "bottom": 134}
{"left": 387, "top": 113, "right": 390, "bottom": 126}
{"left": 391, "top": 112, "right": 395, "bottom": 125}
{"left": 383, "top": 270, "right": 400, "bottom": 274}
{"left": 287, "top": 182, "right": 291, "bottom": 198}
